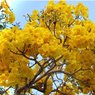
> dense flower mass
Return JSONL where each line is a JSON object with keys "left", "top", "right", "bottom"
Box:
{"left": 0, "top": 0, "right": 95, "bottom": 95}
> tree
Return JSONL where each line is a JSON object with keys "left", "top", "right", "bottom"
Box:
{"left": 0, "top": 0, "right": 95, "bottom": 95}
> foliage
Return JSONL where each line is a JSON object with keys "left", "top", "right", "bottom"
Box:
{"left": 0, "top": 0, "right": 95, "bottom": 95}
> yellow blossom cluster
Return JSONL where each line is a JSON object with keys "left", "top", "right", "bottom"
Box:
{"left": 63, "top": 20, "right": 95, "bottom": 94}
{"left": 0, "top": 0, "right": 15, "bottom": 23}
{"left": 0, "top": 24, "right": 63, "bottom": 87}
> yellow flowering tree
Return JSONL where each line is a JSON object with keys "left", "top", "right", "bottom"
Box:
{"left": 0, "top": 0, "right": 95, "bottom": 95}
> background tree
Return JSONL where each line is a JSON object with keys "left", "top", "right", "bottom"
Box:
{"left": 0, "top": 0, "right": 95, "bottom": 95}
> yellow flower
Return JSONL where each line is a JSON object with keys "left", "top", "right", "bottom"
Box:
{"left": 9, "top": 12, "right": 15, "bottom": 23}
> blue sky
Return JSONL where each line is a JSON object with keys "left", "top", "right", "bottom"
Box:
{"left": 7, "top": 0, "right": 95, "bottom": 27}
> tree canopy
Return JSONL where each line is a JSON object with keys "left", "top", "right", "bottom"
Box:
{"left": 0, "top": 0, "right": 95, "bottom": 95}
